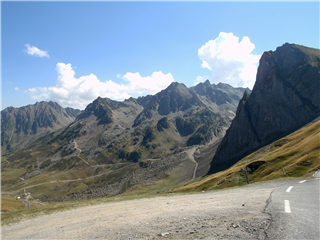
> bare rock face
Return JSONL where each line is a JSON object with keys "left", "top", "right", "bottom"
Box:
{"left": 208, "top": 43, "right": 320, "bottom": 174}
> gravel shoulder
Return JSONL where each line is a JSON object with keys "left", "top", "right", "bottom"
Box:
{"left": 2, "top": 181, "right": 284, "bottom": 240}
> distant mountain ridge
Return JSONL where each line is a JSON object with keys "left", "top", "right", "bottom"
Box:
{"left": 68, "top": 81, "right": 248, "bottom": 156}
{"left": 1, "top": 80, "right": 248, "bottom": 201}
{"left": 208, "top": 43, "right": 320, "bottom": 174}
{"left": 1, "top": 101, "right": 81, "bottom": 153}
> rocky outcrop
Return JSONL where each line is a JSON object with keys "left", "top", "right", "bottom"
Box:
{"left": 208, "top": 43, "right": 320, "bottom": 174}
{"left": 157, "top": 117, "right": 170, "bottom": 131}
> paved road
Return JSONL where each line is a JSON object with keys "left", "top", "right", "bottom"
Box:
{"left": 265, "top": 173, "right": 320, "bottom": 239}
{"left": 21, "top": 199, "right": 31, "bottom": 209}
{"left": 313, "top": 171, "right": 320, "bottom": 178}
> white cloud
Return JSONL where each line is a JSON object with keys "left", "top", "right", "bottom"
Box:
{"left": 25, "top": 44, "right": 49, "bottom": 58}
{"left": 122, "top": 71, "right": 174, "bottom": 95}
{"left": 28, "top": 63, "right": 174, "bottom": 110}
{"left": 193, "top": 76, "right": 209, "bottom": 86}
{"left": 15, "top": 87, "right": 19, "bottom": 91}
{"left": 198, "top": 32, "right": 261, "bottom": 89}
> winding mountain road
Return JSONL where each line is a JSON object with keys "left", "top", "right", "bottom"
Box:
{"left": 21, "top": 199, "right": 31, "bottom": 209}
{"left": 185, "top": 147, "right": 199, "bottom": 180}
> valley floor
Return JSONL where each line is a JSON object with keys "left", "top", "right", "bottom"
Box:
{"left": 2, "top": 181, "right": 284, "bottom": 240}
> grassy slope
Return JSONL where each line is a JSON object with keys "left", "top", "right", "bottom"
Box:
{"left": 171, "top": 120, "right": 320, "bottom": 193}
{"left": 1, "top": 197, "right": 26, "bottom": 212}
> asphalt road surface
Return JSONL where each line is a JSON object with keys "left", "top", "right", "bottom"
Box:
{"left": 265, "top": 173, "right": 320, "bottom": 239}
{"left": 313, "top": 171, "right": 320, "bottom": 178}
{"left": 21, "top": 199, "right": 31, "bottom": 209}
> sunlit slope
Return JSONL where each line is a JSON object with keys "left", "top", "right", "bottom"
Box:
{"left": 171, "top": 119, "right": 320, "bottom": 193}
{"left": 1, "top": 197, "right": 26, "bottom": 212}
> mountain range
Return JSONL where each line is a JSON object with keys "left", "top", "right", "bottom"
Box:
{"left": 1, "top": 43, "right": 319, "bottom": 201}
{"left": 1, "top": 80, "right": 249, "bottom": 200}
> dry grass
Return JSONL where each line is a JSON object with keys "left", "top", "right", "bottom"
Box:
{"left": 172, "top": 120, "right": 320, "bottom": 193}
{"left": 1, "top": 168, "right": 26, "bottom": 188}
{"left": 1, "top": 197, "right": 26, "bottom": 212}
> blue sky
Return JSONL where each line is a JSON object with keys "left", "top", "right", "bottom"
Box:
{"left": 1, "top": 1, "right": 319, "bottom": 110}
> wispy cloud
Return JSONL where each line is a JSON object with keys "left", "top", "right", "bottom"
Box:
{"left": 25, "top": 44, "right": 49, "bottom": 58}
{"left": 28, "top": 63, "right": 174, "bottom": 109}
{"left": 15, "top": 87, "right": 19, "bottom": 91}
{"left": 28, "top": 88, "right": 38, "bottom": 93}
{"left": 198, "top": 32, "right": 261, "bottom": 89}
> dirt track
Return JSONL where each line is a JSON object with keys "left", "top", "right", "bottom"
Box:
{"left": 2, "top": 181, "right": 283, "bottom": 240}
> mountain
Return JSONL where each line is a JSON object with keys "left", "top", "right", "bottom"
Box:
{"left": 172, "top": 117, "right": 320, "bottom": 193}
{"left": 70, "top": 81, "right": 247, "bottom": 161}
{"left": 208, "top": 43, "right": 320, "bottom": 174}
{"left": 47, "top": 81, "right": 245, "bottom": 164}
{"left": 1, "top": 81, "right": 247, "bottom": 201}
{"left": 1, "top": 101, "right": 81, "bottom": 154}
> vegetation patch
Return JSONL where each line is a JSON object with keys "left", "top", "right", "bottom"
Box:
{"left": 1, "top": 168, "right": 26, "bottom": 187}
{"left": 1, "top": 197, "right": 26, "bottom": 212}
{"left": 66, "top": 182, "right": 88, "bottom": 196}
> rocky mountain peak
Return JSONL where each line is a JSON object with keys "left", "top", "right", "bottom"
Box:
{"left": 216, "top": 82, "right": 231, "bottom": 89}
{"left": 193, "top": 80, "right": 212, "bottom": 96}
{"left": 203, "top": 79, "right": 211, "bottom": 85}
{"left": 162, "top": 82, "right": 190, "bottom": 97}
{"left": 135, "top": 82, "right": 201, "bottom": 116}
{"left": 272, "top": 43, "right": 319, "bottom": 74}
{"left": 208, "top": 43, "right": 320, "bottom": 174}
{"left": 76, "top": 97, "right": 114, "bottom": 124}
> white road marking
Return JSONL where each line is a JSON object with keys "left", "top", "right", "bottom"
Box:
{"left": 286, "top": 186, "right": 293, "bottom": 192}
{"left": 299, "top": 180, "right": 307, "bottom": 183}
{"left": 284, "top": 200, "right": 291, "bottom": 213}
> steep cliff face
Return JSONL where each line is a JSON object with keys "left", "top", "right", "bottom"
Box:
{"left": 208, "top": 43, "right": 320, "bottom": 174}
